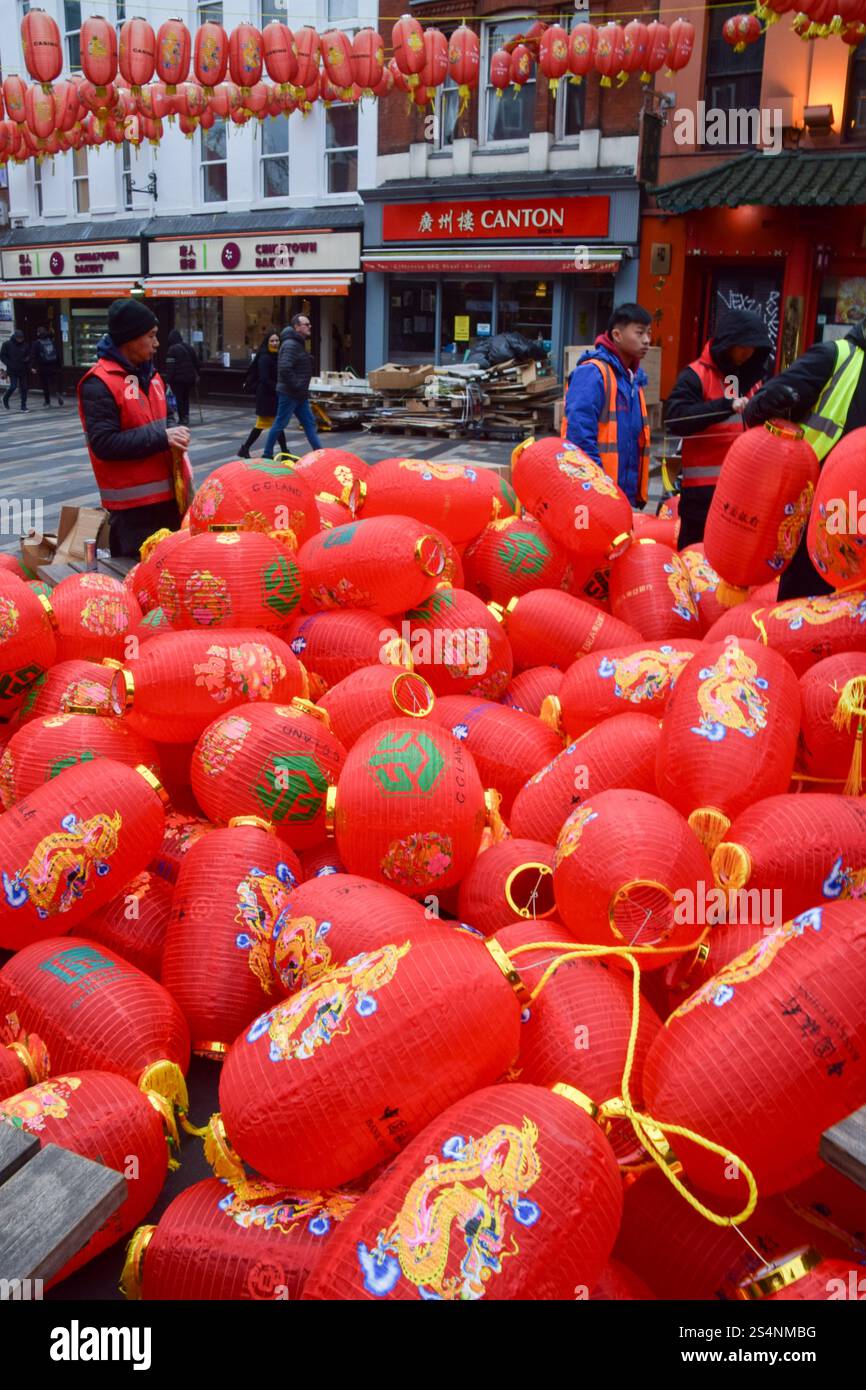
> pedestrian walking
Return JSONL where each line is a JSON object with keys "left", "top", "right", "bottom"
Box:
{"left": 664, "top": 309, "right": 773, "bottom": 549}
{"left": 0, "top": 328, "right": 31, "bottom": 412}
{"left": 77, "top": 297, "right": 190, "bottom": 558}
{"left": 32, "top": 325, "right": 65, "bottom": 408}
{"left": 743, "top": 316, "right": 866, "bottom": 599}
{"left": 237, "top": 330, "right": 288, "bottom": 458}
{"left": 562, "top": 303, "right": 652, "bottom": 508}
{"left": 163, "top": 328, "right": 199, "bottom": 427}
{"left": 262, "top": 313, "right": 322, "bottom": 459}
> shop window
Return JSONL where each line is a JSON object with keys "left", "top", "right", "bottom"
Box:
{"left": 197, "top": 1, "right": 223, "bottom": 23}
{"left": 845, "top": 38, "right": 866, "bottom": 139}
{"left": 72, "top": 145, "right": 89, "bottom": 214}
{"left": 557, "top": 77, "right": 585, "bottom": 140}
{"left": 440, "top": 281, "right": 494, "bottom": 362}
{"left": 261, "top": 0, "right": 287, "bottom": 22}
{"left": 498, "top": 279, "right": 553, "bottom": 353}
{"left": 64, "top": 0, "right": 82, "bottom": 72}
{"left": 261, "top": 113, "right": 289, "bottom": 198}
{"left": 388, "top": 282, "right": 436, "bottom": 364}
{"left": 201, "top": 119, "right": 228, "bottom": 204}
{"left": 325, "top": 104, "right": 358, "bottom": 193}
{"left": 483, "top": 18, "right": 536, "bottom": 144}
{"left": 174, "top": 297, "right": 224, "bottom": 365}
{"left": 703, "top": 2, "right": 765, "bottom": 143}
{"left": 71, "top": 306, "right": 109, "bottom": 368}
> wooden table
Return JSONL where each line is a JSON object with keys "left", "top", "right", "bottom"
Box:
{"left": 821, "top": 1105, "right": 866, "bottom": 1192}
{"left": 36, "top": 556, "right": 136, "bottom": 590}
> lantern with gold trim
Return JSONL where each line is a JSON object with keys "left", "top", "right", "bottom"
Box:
{"left": 317, "top": 665, "right": 435, "bottom": 749}
{"left": 567, "top": 22, "right": 596, "bottom": 83}
{"left": 0, "top": 571, "right": 57, "bottom": 718}
{"left": 680, "top": 544, "right": 727, "bottom": 634}
{"left": 360, "top": 457, "right": 495, "bottom": 545}
{"left": 50, "top": 572, "right": 142, "bottom": 663}
{"left": 736, "top": 1249, "right": 866, "bottom": 1302}
{"left": 553, "top": 639, "right": 701, "bottom": 739}
{"left": 0, "top": 711, "right": 159, "bottom": 810}
{"left": 511, "top": 436, "right": 633, "bottom": 561}
{"left": 0, "top": 1031, "right": 49, "bottom": 1101}
{"left": 447, "top": 25, "right": 479, "bottom": 113}
{"left": 298, "top": 516, "right": 447, "bottom": 615}
{"left": 457, "top": 839, "right": 556, "bottom": 937}
{"left": 489, "top": 588, "right": 641, "bottom": 671}
{"left": 284, "top": 609, "right": 407, "bottom": 692}
{"left": 462, "top": 516, "right": 570, "bottom": 605}
{"left": 82, "top": 869, "right": 173, "bottom": 981}
{"left": 401, "top": 586, "right": 513, "bottom": 699}
{"left": 431, "top": 695, "right": 563, "bottom": 818}
{"left": 609, "top": 539, "right": 700, "bottom": 640}
{"left": 798, "top": 652, "right": 866, "bottom": 789}
{"left": 151, "top": 810, "right": 216, "bottom": 886}
{"left": 157, "top": 529, "right": 301, "bottom": 632}
{"left": 189, "top": 457, "right": 318, "bottom": 546}
{"left": 501, "top": 666, "right": 563, "bottom": 717}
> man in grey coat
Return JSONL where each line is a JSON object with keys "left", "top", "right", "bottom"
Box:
{"left": 262, "top": 313, "right": 322, "bottom": 458}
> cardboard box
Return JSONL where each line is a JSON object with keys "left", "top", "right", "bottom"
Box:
{"left": 564, "top": 345, "right": 662, "bottom": 406}
{"left": 21, "top": 504, "right": 109, "bottom": 570}
{"left": 367, "top": 363, "right": 434, "bottom": 392}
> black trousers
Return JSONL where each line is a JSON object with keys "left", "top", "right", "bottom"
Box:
{"left": 108, "top": 499, "right": 181, "bottom": 560}
{"left": 3, "top": 372, "right": 28, "bottom": 408}
{"left": 676, "top": 485, "right": 714, "bottom": 551}
{"left": 777, "top": 532, "right": 834, "bottom": 602}
{"left": 38, "top": 366, "right": 62, "bottom": 404}
{"left": 172, "top": 382, "right": 191, "bottom": 425}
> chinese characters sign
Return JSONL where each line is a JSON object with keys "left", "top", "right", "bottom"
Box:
{"left": 148, "top": 232, "right": 361, "bottom": 276}
{"left": 382, "top": 197, "right": 610, "bottom": 242}
{"left": 1, "top": 243, "right": 142, "bottom": 280}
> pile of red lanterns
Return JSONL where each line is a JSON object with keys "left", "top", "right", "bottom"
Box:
{"left": 0, "top": 419, "right": 865, "bottom": 1305}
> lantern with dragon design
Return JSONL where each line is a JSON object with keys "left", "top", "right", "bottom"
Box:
{"left": 0, "top": 571, "right": 57, "bottom": 718}
{"left": 806, "top": 426, "right": 866, "bottom": 587}
{"left": 552, "top": 639, "right": 702, "bottom": 738}
{"left": 511, "top": 436, "right": 633, "bottom": 562}
{"left": 609, "top": 539, "right": 700, "bottom": 641}
{"left": 194, "top": 19, "right": 228, "bottom": 86}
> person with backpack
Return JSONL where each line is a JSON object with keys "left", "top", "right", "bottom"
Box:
{"left": 32, "top": 325, "right": 64, "bottom": 407}
{"left": 1, "top": 329, "right": 31, "bottom": 411}
{"left": 163, "top": 328, "right": 199, "bottom": 427}
{"left": 237, "top": 330, "right": 288, "bottom": 458}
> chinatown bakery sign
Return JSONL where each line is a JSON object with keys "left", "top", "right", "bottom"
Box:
{"left": 382, "top": 196, "right": 610, "bottom": 241}
{"left": 148, "top": 231, "right": 360, "bottom": 277}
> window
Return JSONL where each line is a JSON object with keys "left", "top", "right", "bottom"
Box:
{"left": 33, "top": 159, "right": 42, "bottom": 217}
{"left": 197, "top": 1, "right": 223, "bottom": 24}
{"left": 845, "top": 37, "right": 866, "bottom": 139}
{"left": 557, "top": 77, "right": 585, "bottom": 140}
{"left": 499, "top": 279, "right": 553, "bottom": 351}
{"left": 327, "top": 0, "right": 357, "bottom": 20}
{"left": 261, "top": 0, "right": 287, "bottom": 22}
{"left": 72, "top": 145, "right": 89, "bottom": 213}
{"left": 201, "top": 120, "right": 228, "bottom": 203}
{"left": 64, "top": 0, "right": 82, "bottom": 72}
{"left": 261, "top": 113, "right": 289, "bottom": 197}
{"left": 440, "top": 281, "right": 493, "bottom": 360}
{"left": 389, "top": 282, "right": 436, "bottom": 363}
{"left": 483, "top": 18, "right": 536, "bottom": 143}
{"left": 122, "top": 142, "right": 133, "bottom": 210}
{"left": 703, "top": 2, "right": 765, "bottom": 144}
{"left": 325, "top": 104, "right": 358, "bottom": 193}
{"left": 116, "top": 0, "right": 126, "bottom": 22}
{"left": 436, "top": 63, "right": 461, "bottom": 149}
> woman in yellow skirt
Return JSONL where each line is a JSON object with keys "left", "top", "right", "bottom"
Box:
{"left": 237, "top": 330, "right": 288, "bottom": 458}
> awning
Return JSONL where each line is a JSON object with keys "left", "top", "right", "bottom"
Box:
{"left": 362, "top": 246, "right": 624, "bottom": 274}
{"left": 652, "top": 150, "right": 866, "bottom": 213}
{"left": 143, "top": 274, "right": 355, "bottom": 298}
{"left": 0, "top": 277, "right": 137, "bottom": 299}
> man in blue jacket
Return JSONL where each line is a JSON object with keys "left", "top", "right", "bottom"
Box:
{"left": 263, "top": 313, "right": 322, "bottom": 459}
{"left": 563, "top": 303, "right": 652, "bottom": 508}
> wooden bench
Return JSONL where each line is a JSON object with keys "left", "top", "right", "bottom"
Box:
{"left": 0, "top": 1121, "right": 126, "bottom": 1295}
{"left": 35, "top": 556, "right": 136, "bottom": 590}
{"left": 821, "top": 1105, "right": 866, "bottom": 1193}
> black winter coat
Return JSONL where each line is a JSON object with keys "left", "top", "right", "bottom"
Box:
{"left": 80, "top": 335, "right": 169, "bottom": 462}
{"left": 276, "top": 328, "right": 314, "bottom": 399}
{"left": 164, "top": 331, "right": 199, "bottom": 386}
{"left": 664, "top": 309, "right": 773, "bottom": 437}
{"left": 743, "top": 319, "right": 866, "bottom": 433}
{"left": 0, "top": 336, "right": 31, "bottom": 374}
{"left": 248, "top": 348, "right": 279, "bottom": 417}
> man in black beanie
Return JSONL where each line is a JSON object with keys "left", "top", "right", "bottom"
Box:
{"left": 77, "top": 298, "right": 191, "bottom": 558}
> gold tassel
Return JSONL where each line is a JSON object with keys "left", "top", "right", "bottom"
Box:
{"left": 831, "top": 676, "right": 866, "bottom": 797}
{"left": 139, "top": 528, "right": 171, "bottom": 563}
{"left": 138, "top": 1059, "right": 189, "bottom": 1113}
{"left": 203, "top": 1113, "right": 246, "bottom": 1182}
{"left": 119, "top": 1225, "right": 155, "bottom": 1301}
{"left": 715, "top": 579, "right": 749, "bottom": 609}
{"left": 484, "top": 788, "right": 507, "bottom": 843}
{"left": 144, "top": 1091, "right": 181, "bottom": 1169}
{"left": 539, "top": 694, "right": 562, "bottom": 734}
{"left": 688, "top": 807, "right": 731, "bottom": 856}
{"left": 711, "top": 840, "right": 752, "bottom": 893}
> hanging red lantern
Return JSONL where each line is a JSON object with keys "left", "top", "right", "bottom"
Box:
{"left": 161, "top": 819, "right": 301, "bottom": 1057}
{"left": 621, "top": 20, "right": 649, "bottom": 79}
{"left": 284, "top": 609, "right": 408, "bottom": 692}
{"left": 501, "top": 665, "right": 563, "bottom": 717}
{"left": 0, "top": 1069, "right": 172, "bottom": 1284}
{"left": 401, "top": 587, "right": 513, "bottom": 700}
{"left": 319, "top": 29, "right": 354, "bottom": 99}
{"left": 136, "top": 80, "right": 171, "bottom": 120}
{"left": 509, "top": 43, "right": 533, "bottom": 89}
{"left": 294, "top": 28, "right": 321, "bottom": 88}
{"left": 49, "top": 573, "right": 141, "bottom": 664}
{"left": 0, "top": 572, "right": 57, "bottom": 718}
{"left": 841, "top": 20, "right": 866, "bottom": 45}
{"left": 119, "top": 18, "right": 157, "bottom": 90}
{"left": 431, "top": 695, "right": 563, "bottom": 818}
{"left": 0, "top": 711, "right": 159, "bottom": 810}
{"left": 0, "top": 1031, "right": 49, "bottom": 1100}
{"left": 79, "top": 79, "right": 117, "bottom": 116}
{"left": 0, "top": 759, "right": 166, "bottom": 950}
{"left": 53, "top": 80, "right": 81, "bottom": 132}
{"left": 302, "top": 1082, "right": 622, "bottom": 1300}
{"left": 806, "top": 425, "right": 866, "bottom": 587}
{"left": 539, "top": 25, "right": 569, "bottom": 96}
{"left": 194, "top": 20, "right": 228, "bottom": 87}
{"left": 552, "top": 640, "right": 700, "bottom": 740}
{"left": 330, "top": 717, "right": 488, "bottom": 894}
{"left": 299, "top": 73, "right": 320, "bottom": 111}
{"left": 21, "top": 7, "right": 63, "bottom": 88}
{"left": 24, "top": 83, "right": 55, "bottom": 139}
{"left": 665, "top": 17, "right": 695, "bottom": 73}
{"left": 758, "top": 0, "right": 797, "bottom": 20}
{"left": 798, "top": 652, "right": 866, "bottom": 788}
{"left": 3, "top": 76, "right": 28, "bottom": 124}
{"left": 122, "top": 1176, "right": 362, "bottom": 1300}
{"left": 609, "top": 539, "right": 700, "bottom": 640}
{"left": 457, "top": 838, "right": 556, "bottom": 936}
{"left": 207, "top": 80, "right": 239, "bottom": 118}
{"left": 317, "top": 665, "right": 435, "bottom": 749}
{"left": 82, "top": 869, "right": 173, "bottom": 980}
{"left": 155, "top": 18, "right": 191, "bottom": 90}
{"left": 111, "top": 629, "right": 307, "bottom": 745}
{"left": 388, "top": 56, "right": 410, "bottom": 94}
{"left": 262, "top": 22, "right": 297, "bottom": 88}
{"left": 157, "top": 531, "right": 300, "bottom": 632}
{"left": 723, "top": 13, "right": 762, "bottom": 51}
{"left": 567, "top": 22, "right": 597, "bottom": 84}
{"left": 489, "top": 48, "right": 512, "bottom": 98}
{"left": 491, "top": 589, "right": 641, "bottom": 672}
{"left": 192, "top": 700, "right": 346, "bottom": 850}
{"left": 228, "top": 22, "right": 263, "bottom": 90}
{"left": 371, "top": 66, "right": 394, "bottom": 97}
{"left": 217, "top": 932, "right": 523, "bottom": 1189}
{"left": 645, "top": 900, "right": 866, "bottom": 1201}
{"left": 594, "top": 23, "right": 625, "bottom": 87}
{"left": 420, "top": 28, "right": 449, "bottom": 90}
{"left": 80, "top": 16, "right": 118, "bottom": 89}
{"left": 447, "top": 25, "right": 479, "bottom": 112}
{"left": 178, "top": 80, "right": 210, "bottom": 121}
{"left": 298, "top": 517, "right": 446, "bottom": 615}
{"left": 553, "top": 788, "right": 712, "bottom": 965}
{"left": 511, "top": 436, "right": 634, "bottom": 562}
{"left": 392, "top": 13, "right": 426, "bottom": 78}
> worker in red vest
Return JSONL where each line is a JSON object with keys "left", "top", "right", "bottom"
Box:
{"left": 77, "top": 299, "right": 191, "bottom": 558}
{"left": 664, "top": 308, "right": 773, "bottom": 550}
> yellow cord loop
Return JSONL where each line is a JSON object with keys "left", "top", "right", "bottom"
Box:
{"left": 831, "top": 675, "right": 866, "bottom": 797}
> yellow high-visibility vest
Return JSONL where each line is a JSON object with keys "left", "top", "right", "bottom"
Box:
{"left": 802, "top": 339, "right": 863, "bottom": 462}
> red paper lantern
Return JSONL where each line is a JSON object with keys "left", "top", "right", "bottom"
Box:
{"left": 151, "top": 810, "right": 215, "bottom": 885}
{"left": 131, "top": 607, "right": 172, "bottom": 644}
{"left": 0, "top": 572, "right": 56, "bottom": 718}
{"left": 293, "top": 446, "right": 368, "bottom": 502}
{"left": 655, "top": 638, "right": 802, "bottom": 853}
{"left": 81, "top": 869, "right": 172, "bottom": 980}
{"left": 594, "top": 23, "right": 625, "bottom": 86}
{"left": 663, "top": 920, "right": 764, "bottom": 1007}
{"left": 50, "top": 573, "right": 141, "bottom": 663}
{"left": 538, "top": 25, "right": 569, "bottom": 94}
{"left": 298, "top": 517, "right": 446, "bottom": 615}
{"left": 78, "top": 79, "right": 116, "bottom": 116}
{"left": 24, "top": 83, "right": 54, "bottom": 139}
{"left": 119, "top": 18, "right": 157, "bottom": 89}
{"left": 632, "top": 510, "right": 678, "bottom": 546}
{"left": 155, "top": 18, "right": 190, "bottom": 89}
{"left": 157, "top": 531, "right": 301, "bottom": 632}
{"left": 192, "top": 701, "right": 346, "bottom": 850}
{"left": 229, "top": 22, "right": 263, "bottom": 89}
{"left": 490, "top": 48, "right": 512, "bottom": 96}
{"left": 0, "top": 1069, "right": 171, "bottom": 1283}
{"left": 3, "top": 77, "right": 27, "bottom": 124}
{"left": 665, "top": 17, "right": 695, "bottom": 72}
{"left": 272, "top": 874, "right": 431, "bottom": 994}
{"left": 798, "top": 652, "right": 866, "bottom": 786}
{"left": 319, "top": 29, "right": 354, "bottom": 97}
{"left": 420, "top": 28, "right": 449, "bottom": 90}
{"left": 349, "top": 29, "right": 383, "bottom": 94}
{"left": 432, "top": 695, "right": 562, "bottom": 818}
{"left": 317, "top": 665, "right": 434, "bottom": 749}
{"left": 136, "top": 81, "right": 171, "bottom": 120}
{"left": 21, "top": 7, "right": 63, "bottom": 86}
{"left": 0, "top": 1032, "right": 49, "bottom": 1101}
{"left": 194, "top": 21, "right": 228, "bottom": 86}
{"left": 0, "top": 759, "right": 166, "bottom": 950}
{"left": 392, "top": 13, "right": 425, "bottom": 77}
{"left": 0, "top": 934, "right": 190, "bottom": 1107}
{"left": 590, "top": 1260, "right": 656, "bottom": 1300}
{"left": 122, "top": 1176, "right": 361, "bottom": 1300}
{"left": 457, "top": 839, "right": 555, "bottom": 936}
{"left": 555, "top": 639, "right": 701, "bottom": 738}
{"left": 112, "top": 629, "right": 307, "bottom": 744}
{"left": 284, "top": 609, "right": 407, "bottom": 692}
{"left": 302, "top": 1083, "right": 621, "bottom": 1300}
{"left": 738, "top": 1250, "right": 866, "bottom": 1302}
{"left": 294, "top": 28, "right": 321, "bottom": 87}
{"left": 645, "top": 900, "right": 866, "bottom": 1200}
{"left": 218, "top": 932, "right": 523, "bottom": 1188}
{"left": 609, "top": 539, "right": 700, "bottom": 640}
{"left": 512, "top": 436, "right": 633, "bottom": 562}
{"left": 398, "top": 587, "right": 512, "bottom": 700}
{"left": 0, "top": 711, "right": 159, "bottom": 810}
{"left": 371, "top": 66, "right": 394, "bottom": 97}
{"left": 493, "top": 589, "right": 641, "bottom": 672}
{"left": 331, "top": 717, "right": 487, "bottom": 894}
{"left": 447, "top": 25, "right": 479, "bottom": 109}
{"left": 567, "top": 22, "right": 597, "bottom": 83}
{"left": 261, "top": 21, "right": 297, "bottom": 88}
{"left": 161, "top": 819, "right": 301, "bottom": 1057}
{"left": 54, "top": 80, "right": 81, "bottom": 132}
{"left": 723, "top": 13, "right": 762, "bottom": 51}
{"left": 501, "top": 665, "right": 562, "bottom": 717}
{"left": 463, "top": 516, "right": 570, "bottom": 604}
{"left": 621, "top": 20, "right": 649, "bottom": 77}
{"left": 553, "top": 788, "right": 712, "bottom": 965}
{"left": 806, "top": 426, "right": 866, "bottom": 587}
{"left": 80, "top": 16, "right": 118, "bottom": 88}
{"left": 177, "top": 80, "right": 209, "bottom": 120}
{"left": 785, "top": 1162, "right": 866, "bottom": 1256}
{"left": 751, "top": 591, "right": 866, "bottom": 677}
{"left": 361, "top": 457, "right": 493, "bottom": 545}
{"left": 704, "top": 422, "right": 819, "bottom": 602}
{"left": 680, "top": 545, "right": 727, "bottom": 633}
{"left": 509, "top": 43, "right": 533, "bottom": 90}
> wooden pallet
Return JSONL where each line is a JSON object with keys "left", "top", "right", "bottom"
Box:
{"left": 821, "top": 1104, "right": 866, "bottom": 1192}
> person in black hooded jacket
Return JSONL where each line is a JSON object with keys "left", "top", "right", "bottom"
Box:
{"left": 163, "top": 328, "right": 199, "bottom": 427}
{"left": 664, "top": 308, "right": 773, "bottom": 549}
{"left": 237, "top": 331, "right": 288, "bottom": 458}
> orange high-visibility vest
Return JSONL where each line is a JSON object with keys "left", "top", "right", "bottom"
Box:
{"left": 679, "top": 348, "right": 757, "bottom": 489}
{"left": 77, "top": 357, "right": 174, "bottom": 512}
{"left": 561, "top": 357, "right": 650, "bottom": 505}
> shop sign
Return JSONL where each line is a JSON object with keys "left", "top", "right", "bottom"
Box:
{"left": 148, "top": 231, "right": 360, "bottom": 276}
{"left": 0, "top": 243, "right": 142, "bottom": 280}
{"left": 382, "top": 197, "right": 609, "bottom": 242}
